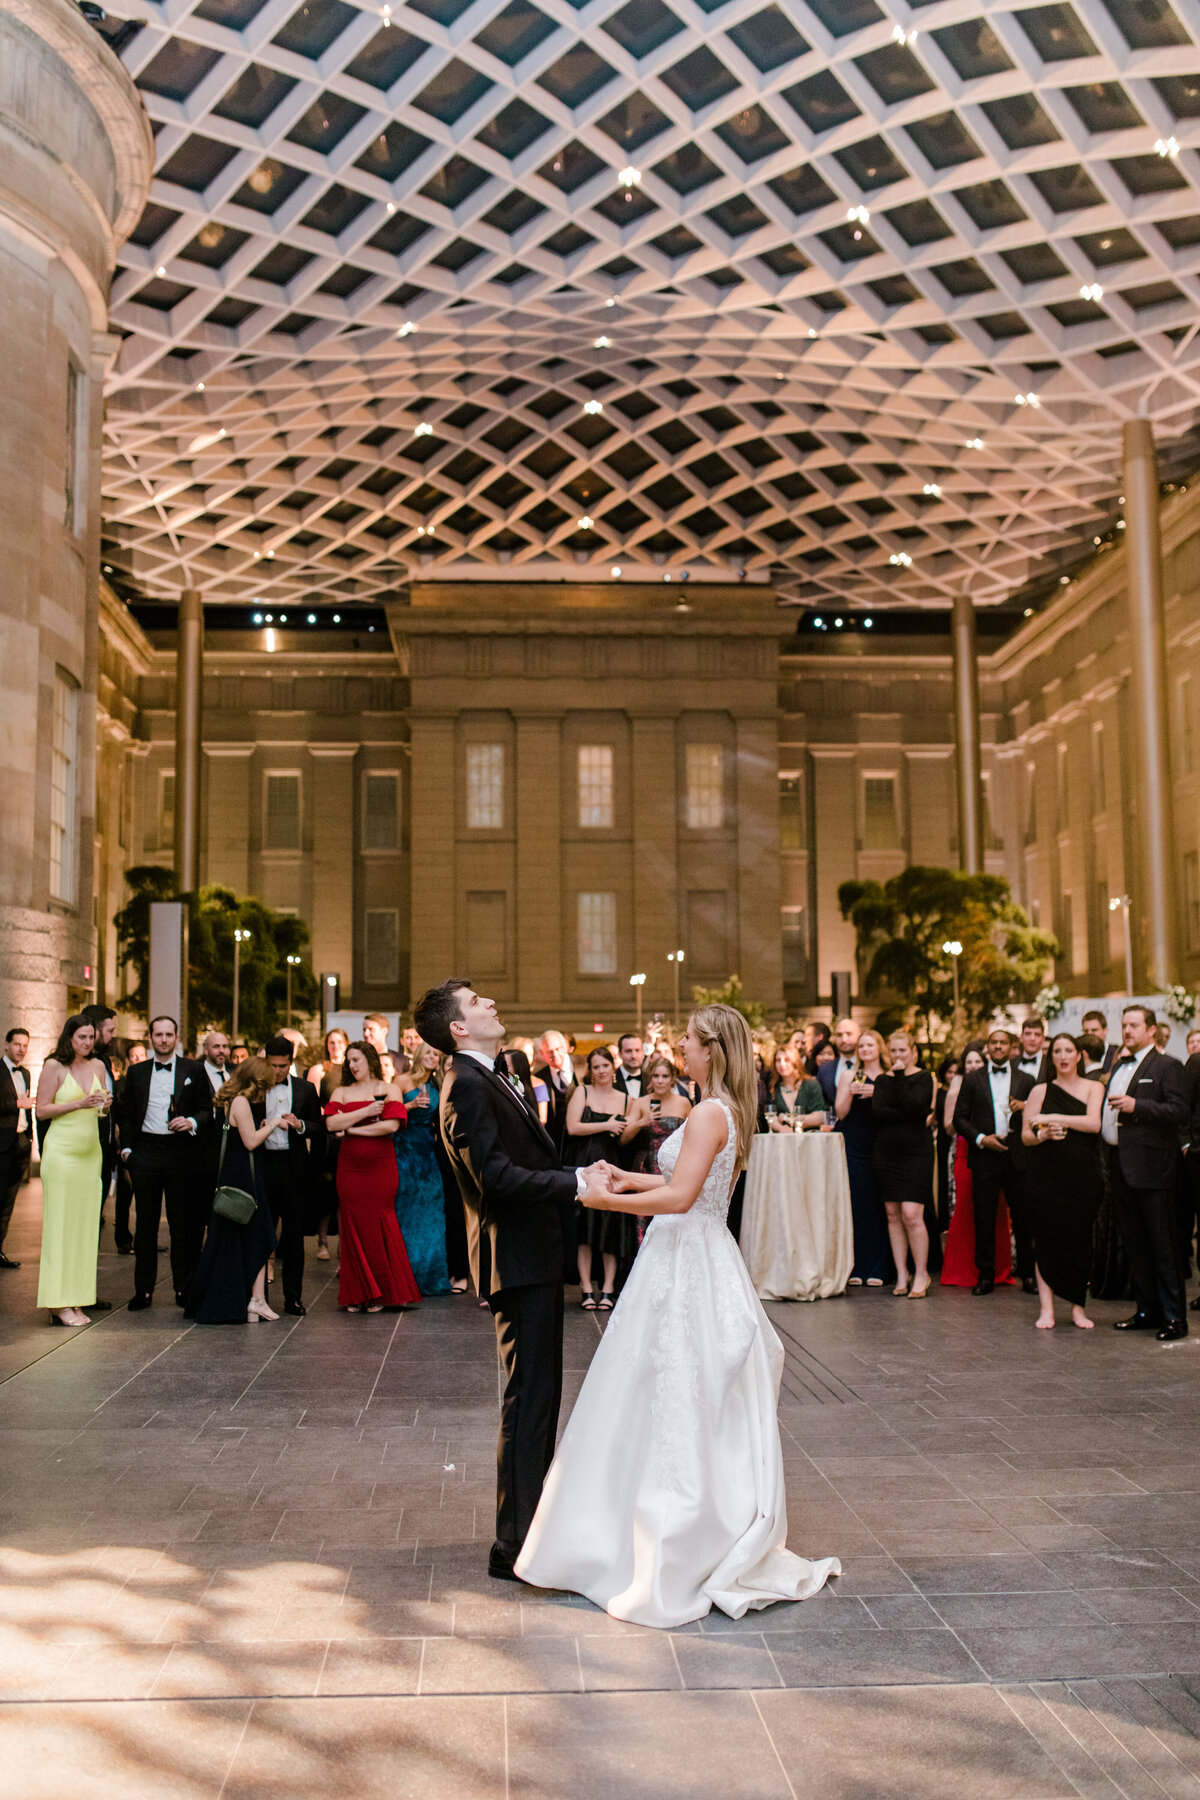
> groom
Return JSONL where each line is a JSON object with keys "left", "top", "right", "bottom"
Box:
{"left": 414, "top": 979, "right": 603, "bottom": 1580}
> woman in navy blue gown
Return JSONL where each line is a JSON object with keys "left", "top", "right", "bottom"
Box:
{"left": 393, "top": 1041, "right": 451, "bottom": 1295}
{"left": 834, "top": 1028, "right": 891, "bottom": 1288}
{"left": 187, "top": 1058, "right": 279, "bottom": 1325}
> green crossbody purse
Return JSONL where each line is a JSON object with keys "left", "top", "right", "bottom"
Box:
{"left": 211, "top": 1122, "right": 258, "bottom": 1226}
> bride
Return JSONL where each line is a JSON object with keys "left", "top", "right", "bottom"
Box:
{"left": 514, "top": 1003, "right": 840, "bottom": 1629}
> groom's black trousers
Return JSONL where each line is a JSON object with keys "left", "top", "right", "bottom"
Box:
{"left": 489, "top": 1281, "right": 564, "bottom": 1560}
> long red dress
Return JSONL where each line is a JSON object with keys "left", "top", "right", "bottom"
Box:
{"left": 324, "top": 1101, "right": 421, "bottom": 1309}
{"left": 941, "top": 1134, "right": 1015, "bottom": 1287}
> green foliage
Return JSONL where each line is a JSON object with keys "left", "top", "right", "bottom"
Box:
{"left": 689, "top": 974, "right": 767, "bottom": 1029}
{"left": 114, "top": 868, "right": 319, "bottom": 1044}
{"left": 838, "top": 865, "right": 1057, "bottom": 1039}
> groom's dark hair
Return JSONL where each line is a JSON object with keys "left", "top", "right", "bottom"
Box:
{"left": 413, "top": 978, "right": 472, "bottom": 1056}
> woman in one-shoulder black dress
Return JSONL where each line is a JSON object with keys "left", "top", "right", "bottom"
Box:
{"left": 187, "top": 1059, "right": 279, "bottom": 1325}
{"left": 1022, "top": 1033, "right": 1104, "bottom": 1329}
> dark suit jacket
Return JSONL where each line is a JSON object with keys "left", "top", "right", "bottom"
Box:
{"left": 954, "top": 1065, "right": 1036, "bottom": 1171}
{"left": 817, "top": 1057, "right": 857, "bottom": 1106}
{"left": 1108, "top": 1048, "right": 1188, "bottom": 1188}
{"left": 250, "top": 1075, "right": 325, "bottom": 1189}
{"left": 0, "top": 1060, "right": 31, "bottom": 1157}
{"left": 533, "top": 1062, "right": 577, "bottom": 1154}
{"left": 440, "top": 1053, "right": 576, "bottom": 1297}
{"left": 115, "top": 1056, "right": 211, "bottom": 1153}
{"left": 613, "top": 1066, "right": 646, "bottom": 1102}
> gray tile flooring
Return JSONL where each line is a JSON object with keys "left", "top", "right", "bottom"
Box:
{"left": 3, "top": 1182, "right": 1200, "bottom": 1792}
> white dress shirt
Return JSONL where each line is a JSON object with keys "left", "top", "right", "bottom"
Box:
{"left": 143, "top": 1056, "right": 178, "bottom": 1136}
{"left": 1102, "top": 1044, "right": 1149, "bottom": 1146}
{"left": 4, "top": 1057, "right": 30, "bottom": 1133}
{"left": 621, "top": 1069, "right": 642, "bottom": 1097}
{"left": 978, "top": 1061, "right": 1012, "bottom": 1144}
{"left": 203, "top": 1060, "right": 225, "bottom": 1093}
{"left": 265, "top": 1079, "right": 295, "bottom": 1151}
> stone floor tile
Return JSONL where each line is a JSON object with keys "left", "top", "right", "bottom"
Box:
{"left": 769, "top": 1628, "right": 983, "bottom": 1687}
{"left": 150, "top": 1639, "right": 329, "bottom": 1698}
{"left": 673, "top": 1634, "right": 781, "bottom": 1689}
{"left": 221, "top": 1696, "right": 507, "bottom": 1800}
{"left": 577, "top": 1632, "right": 682, "bottom": 1691}
{"left": 0, "top": 1699, "right": 252, "bottom": 1798}
{"left": 417, "top": 1633, "right": 583, "bottom": 1694}
{"left": 956, "top": 1623, "right": 1200, "bottom": 1682}
{"left": 315, "top": 1639, "right": 425, "bottom": 1695}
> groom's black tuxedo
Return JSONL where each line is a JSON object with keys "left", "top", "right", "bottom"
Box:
{"left": 439, "top": 1051, "right": 579, "bottom": 1573}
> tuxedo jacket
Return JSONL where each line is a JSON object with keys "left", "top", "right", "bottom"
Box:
{"left": 613, "top": 1067, "right": 646, "bottom": 1102}
{"left": 115, "top": 1055, "right": 211, "bottom": 1154}
{"left": 440, "top": 1053, "right": 576, "bottom": 1297}
{"left": 0, "top": 1061, "right": 31, "bottom": 1157}
{"left": 1012, "top": 1052, "right": 1054, "bottom": 1088}
{"left": 1184, "top": 1051, "right": 1200, "bottom": 1148}
{"left": 533, "top": 1062, "right": 577, "bottom": 1154}
{"left": 250, "top": 1075, "right": 325, "bottom": 1187}
{"left": 817, "top": 1057, "right": 858, "bottom": 1106}
{"left": 953, "top": 1065, "right": 1036, "bottom": 1172}
{"left": 1107, "top": 1048, "right": 1188, "bottom": 1189}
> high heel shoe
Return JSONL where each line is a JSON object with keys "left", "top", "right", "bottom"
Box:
{"left": 247, "top": 1298, "right": 279, "bottom": 1322}
{"left": 315, "top": 1241, "right": 330, "bottom": 1261}
{"left": 909, "top": 1279, "right": 931, "bottom": 1299}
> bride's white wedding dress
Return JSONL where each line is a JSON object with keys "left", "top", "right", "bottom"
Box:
{"left": 514, "top": 1098, "right": 841, "bottom": 1629}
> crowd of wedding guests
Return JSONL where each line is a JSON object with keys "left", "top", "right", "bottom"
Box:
{"left": 3, "top": 998, "right": 1199, "bottom": 1341}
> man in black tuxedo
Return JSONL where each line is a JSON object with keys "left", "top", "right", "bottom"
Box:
{"left": 1104, "top": 1004, "right": 1189, "bottom": 1340}
{"left": 818, "top": 1017, "right": 861, "bottom": 1107}
{"left": 1081, "top": 1010, "right": 1119, "bottom": 1076}
{"left": 613, "top": 1033, "right": 646, "bottom": 1103}
{"left": 954, "top": 1026, "right": 1036, "bottom": 1294}
{"left": 194, "top": 1029, "right": 231, "bottom": 1229}
{"left": 534, "top": 1028, "right": 577, "bottom": 1154}
{"left": 419, "top": 979, "right": 597, "bottom": 1582}
{"left": 259, "top": 1035, "right": 325, "bottom": 1316}
{"left": 0, "top": 1027, "right": 34, "bottom": 1268}
{"left": 116, "top": 1015, "right": 212, "bottom": 1309}
{"left": 1012, "top": 1017, "right": 1053, "bottom": 1087}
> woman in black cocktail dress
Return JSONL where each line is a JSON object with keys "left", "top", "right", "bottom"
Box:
{"left": 872, "top": 1032, "right": 935, "bottom": 1299}
{"left": 1022, "top": 1032, "right": 1104, "bottom": 1330}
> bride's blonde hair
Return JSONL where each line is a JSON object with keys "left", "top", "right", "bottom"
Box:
{"left": 688, "top": 1004, "right": 757, "bottom": 1170}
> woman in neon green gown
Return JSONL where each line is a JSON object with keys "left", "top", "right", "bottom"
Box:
{"left": 35, "top": 1015, "right": 110, "bottom": 1326}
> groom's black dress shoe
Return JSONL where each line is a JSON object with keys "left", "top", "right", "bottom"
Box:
{"left": 972, "top": 1279, "right": 994, "bottom": 1296}
{"left": 128, "top": 1293, "right": 153, "bottom": 1311}
{"left": 1113, "top": 1312, "right": 1156, "bottom": 1331}
{"left": 1158, "top": 1319, "right": 1188, "bottom": 1341}
{"left": 488, "top": 1544, "right": 521, "bottom": 1582}
{"left": 0, "top": 1252, "right": 20, "bottom": 1269}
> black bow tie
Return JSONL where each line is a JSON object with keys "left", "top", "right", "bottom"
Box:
{"left": 493, "top": 1056, "right": 508, "bottom": 1075}
{"left": 1117, "top": 1053, "right": 1138, "bottom": 1066}
{"left": 154, "top": 1062, "right": 173, "bottom": 1073}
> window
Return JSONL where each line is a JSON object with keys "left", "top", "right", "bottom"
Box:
{"left": 158, "top": 771, "right": 176, "bottom": 852}
{"left": 65, "top": 362, "right": 86, "bottom": 537}
{"left": 363, "top": 771, "right": 399, "bottom": 850}
{"left": 578, "top": 891, "right": 617, "bottom": 974}
{"left": 466, "top": 743, "right": 503, "bottom": 829}
{"left": 1186, "top": 852, "right": 1200, "bottom": 952}
{"left": 578, "top": 744, "right": 614, "bottom": 829}
{"left": 1091, "top": 722, "right": 1107, "bottom": 812}
{"left": 364, "top": 908, "right": 399, "bottom": 984}
{"left": 1179, "top": 675, "right": 1195, "bottom": 777}
{"left": 1024, "top": 762, "right": 1037, "bottom": 844}
{"left": 265, "top": 771, "right": 301, "bottom": 850}
{"left": 1055, "top": 742, "right": 1068, "bottom": 832}
{"left": 1094, "top": 878, "right": 1109, "bottom": 965}
{"left": 980, "top": 770, "right": 1001, "bottom": 850}
{"left": 781, "top": 905, "right": 807, "bottom": 983}
{"left": 863, "top": 774, "right": 900, "bottom": 850}
{"left": 685, "top": 743, "right": 723, "bottom": 829}
{"left": 1055, "top": 892, "right": 1073, "bottom": 975}
{"left": 466, "top": 890, "right": 507, "bottom": 976}
{"left": 779, "top": 772, "right": 805, "bottom": 850}
{"left": 49, "top": 671, "right": 79, "bottom": 902}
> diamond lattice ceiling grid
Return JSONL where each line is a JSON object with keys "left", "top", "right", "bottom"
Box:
{"left": 99, "top": 0, "right": 1200, "bottom": 611}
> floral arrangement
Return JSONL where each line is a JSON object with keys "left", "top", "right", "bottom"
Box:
{"left": 1032, "top": 984, "right": 1065, "bottom": 1021}
{"left": 1162, "top": 984, "right": 1197, "bottom": 1025}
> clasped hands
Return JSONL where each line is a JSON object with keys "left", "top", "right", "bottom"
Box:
{"left": 580, "top": 1159, "right": 636, "bottom": 1209}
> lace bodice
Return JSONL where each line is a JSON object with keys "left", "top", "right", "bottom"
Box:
{"left": 656, "top": 1097, "right": 738, "bottom": 1221}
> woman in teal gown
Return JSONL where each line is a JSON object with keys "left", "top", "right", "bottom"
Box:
{"left": 394, "top": 1043, "right": 451, "bottom": 1295}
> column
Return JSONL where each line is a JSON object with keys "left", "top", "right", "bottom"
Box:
{"left": 514, "top": 714, "right": 562, "bottom": 1013}
{"left": 310, "top": 747, "right": 356, "bottom": 1002}
{"left": 630, "top": 715, "right": 678, "bottom": 1019}
{"left": 1123, "top": 418, "right": 1179, "bottom": 991}
{"left": 952, "top": 592, "right": 983, "bottom": 875}
{"left": 408, "top": 715, "right": 457, "bottom": 999}
{"left": 173, "top": 588, "right": 203, "bottom": 892}
{"left": 735, "top": 714, "right": 784, "bottom": 1009}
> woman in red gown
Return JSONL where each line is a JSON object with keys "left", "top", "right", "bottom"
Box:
{"left": 323, "top": 1042, "right": 421, "bottom": 1313}
{"left": 941, "top": 1044, "right": 1015, "bottom": 1287}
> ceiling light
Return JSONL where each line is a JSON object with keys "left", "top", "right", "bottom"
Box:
{"left": 414, "top": 421, "right": 433, "bottom": 436}
{"left": 332, "top": 613, "right": 341, "bottom": 622}
{"left": 253, "top": 551, "right": 260, "bottom": 559}
{"left": 1156, "top": 136, "right": 1180, "bottom": 159}
{"left": 397, "top": 321, "right": 416, "bottom": 338}
{"left": 195, "top": 381, "right": 204, "bottom": 392}
{"left": 611, "top": 565, "right": 622, "bottom": 577}
{"left": 583, "top": 400, "right": 603, "bottom": 415}
{"left": 264, "top": 612, "right": 274, "bottom": 622}
{"left": 1117, "top": 518, "right": 1125, "bottom": 529}
{"left": 253, "top": 612, "right": 263, "bottom": 624}
{"left": 1024, "top": 607, "right": 1034, "bottom": 617}
{"left": 892, "top": 23, "right": 917, "bottom": 46}
{"left": 807, "top": 328, "right": 817, "bottom": 338}
{"left": 306, "top": 612, "right": 317, "bottom": 623}
{"left": 846, "top": 205, "right": 870, "bottom": 226}
{"left": 889, "top": 552, "right": 913, "bottom": 568}
{"left": 1079, "top": 282, "right": 1104, "bottom": 302}
{"left": 155, "top": 265, "right": 166, "bottom": 277}
{"left": 605, "top": 296, "right": 616, "bottom": 307}
{"left": 834, "top": 616, "right": 843, "bottom": 627}
{"left": 922, "top": 483, "right": 941, "bottom": 498}
{"left": 1014, "top": 392, "right": 1040, "bottom": 407}
{"left": 103, "top": 565, "right": 112, "bottom": 574}
{"left": 266, "top": 549, "right": 273, "bottom": 558}
{"left": 593, "top": 335, "right": 611, "bottom": 348}
{"left": 386, "top": 202, "right": 396, "bottom": 214}
{"left": 578, "top": 516, "right": 593, "bottom": 528}
{"left": 618, "top": 165, "right": 641, "bottom": 187}
{"left": 1060, "top": 576, "right": 1070, "bottom": 585}
{"left": 1093, "top": 535, "right": 1102, "bottom": 544}
{"left": 964, "top": 437, "right": 984, "bottom": 450}
{"left": 279, "top": 613, "right": 287, "bottom": 622}
{"left": 188, "top": 429, "right": 224, "bottom": 452}
{"left": 813, "top": 616, "right": 824, "bottom": 628}
{"left": 863, "top": 617, "right": 873, "bottom": 629}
